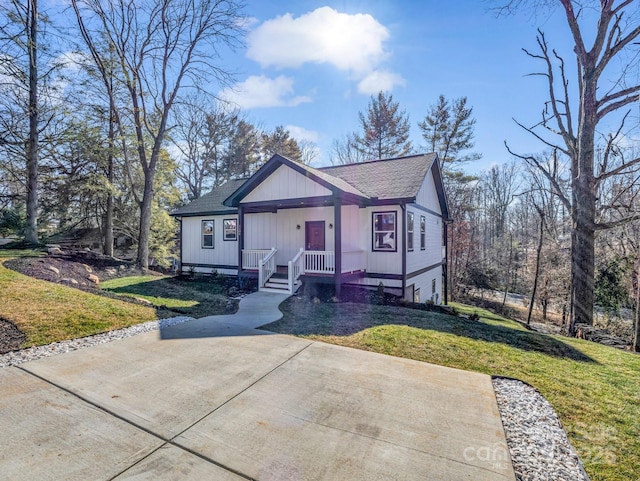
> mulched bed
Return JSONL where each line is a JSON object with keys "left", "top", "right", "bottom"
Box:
{"left": 4, "top": 249, "right": 153, "bottom": 291}
{"left": 0, "top": 318, "right": 26, "bottom": 354}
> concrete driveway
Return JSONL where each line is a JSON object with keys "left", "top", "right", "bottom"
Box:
{"left": 0, "top": 300, "right": 515, "bottom": 480}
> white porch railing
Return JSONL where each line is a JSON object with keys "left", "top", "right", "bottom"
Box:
{"left": 242, "top": 249, "right": 273, "bottom": 270}
{"left": 341, "top": 250, "right": 365, "bottom": 273}
{"left": 288, "top": 248, "right": 304, "bottom": 293}
{"left": 258, "top": 247, "right": 277, "bottom": 288}
{"left": 304, "top": 250, "right": 335, "bottom": 274}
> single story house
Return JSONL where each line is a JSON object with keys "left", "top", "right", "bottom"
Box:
{"left": 171, "top": 153, "right": 450, "bottom": 303}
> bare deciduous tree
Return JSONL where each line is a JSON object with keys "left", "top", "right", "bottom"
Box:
{"left": 0, "top": 0, "right": 41, "bottom": 244}
{"left": 503, "top": 1, "right": 640, "bottom": 334}
{"left": 330, "top": 133, "right": 367, "bottom": 165}
{"left": 73, "top": 0, "right": 245, "bottom": 268}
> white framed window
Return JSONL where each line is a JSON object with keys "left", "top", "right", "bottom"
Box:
{"left": 223, "top": 218, "right": 237, "bottom": 241}
{"left": 407, "top": 211, "right": 414, "bottom": 252}
{"left": 202, "top": 220, "right": 214, "bottom": 249}
{"left": 414, "top": 288, "right": 420, "bottom": 303}
{"left": 372, "top": 211, "right": 396, "bottom": 252}
{"left": 420, "top": 215, "right": 426, "bottom": 250}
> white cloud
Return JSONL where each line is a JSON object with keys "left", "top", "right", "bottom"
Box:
{"left": 285, "top": 125, "right": 319, "bottom": 143}
{"left": 247, "top": 7, "right": 390, "bottom": 74}
{"left": 357, "top": 70, "right": 406, "bottom": 95}
{"left": 218, "top": 75, "right": 312, "bottom": 109}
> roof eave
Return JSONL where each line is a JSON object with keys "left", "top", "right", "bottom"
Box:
{"left": 170, "top": 209, "right": 238, "bottom": 218}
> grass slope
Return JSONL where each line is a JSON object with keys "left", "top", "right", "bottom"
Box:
{"left": 265, "top": 298, "right": 640, "bottom": 481}
{"left": 0, "top": 261, "right": 158, "bottom": 347}
{"left": 101, "top": 275, "right": 232, "bottom": 319}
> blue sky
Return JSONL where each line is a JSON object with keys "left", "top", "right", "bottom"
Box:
{"left": 214, "top": 1, "right": 575, "bottom": 172}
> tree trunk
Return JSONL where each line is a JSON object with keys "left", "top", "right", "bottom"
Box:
{"left": 502, "top": 232, "right": 513, "bottom": 309}
{"left": 136, "top": 168, "right": 155, "bottom": 270}
{"left": 527, "top": 214, "right": 544, "bottom": 326}
{"left": 634, "top": 265, "right": 639, "bottom": 353}
{"left": 569, "top": 73, "right": 597, "bottom": 334}
{"left": 25, "top": 0, "right": 39, "bottom": 245}
{"left": 103, "top": 105, "right": 115, "bottom": 257}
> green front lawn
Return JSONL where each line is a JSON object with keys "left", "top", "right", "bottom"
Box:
{"left": 264, "top": 298, "right": 640, "bottom": 481}
{"left": 0, "top": 261, "right": 158, "bottom": 347}
{"left": 101, "top": 275, "right": 234, "bottom": 319}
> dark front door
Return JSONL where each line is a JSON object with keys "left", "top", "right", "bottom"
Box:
{"left": 305, "top": 221, "right": 325, "bottom": 251}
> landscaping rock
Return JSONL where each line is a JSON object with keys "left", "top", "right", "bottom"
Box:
{"left": 575, "top": 323, "right": 628, "bottom": 350}
{"left": 0, "top": 316, "right": 194, "bottom": 367}
{"left": 493, "top": 378, "right": 590, "bottom": 481}
{"left": 104, "top": 267, "right": 118, "bottom": 276}
{"left": 134, "top": 297, "right": 153, "bottom": 306}
{"left": 82, "top": 263, "right": 93, "bottom": 273}
{"left": 87, "top": 273, "right": 100, "bottom": 285}
{"left": 61, "top": 278, "right": 79, "bottom": 285}
{"left": 48, "top": 265, "right": 60, "bottom": 275}
{"left": 47, "top": 246, "right": 64, "bottom": 255}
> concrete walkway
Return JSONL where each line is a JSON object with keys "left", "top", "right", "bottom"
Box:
{"left": 0, "top": 292, "right": 515, "bottom": 481}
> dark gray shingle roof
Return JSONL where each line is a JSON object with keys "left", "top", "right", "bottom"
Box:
{"left": 172, "top": 153, "right": 448, "bottom": 218}
{"left": 171, "top": 178, "right": 248, "bottom": 217}
{"left": 320, "top": 153, "right": 437, "bottom": 200}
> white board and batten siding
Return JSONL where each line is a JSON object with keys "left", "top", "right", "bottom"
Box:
{"left": 405, "top": 167, "right": 445, "bottom": 303}
{"left": 415, "top": 169, "right": 441, "bottom": 212}
{"left": 244, "top": 207, "right": 335, "bottom": 266}
{"left": 405, "top": 208, "right": 443, "bottom": 273}
{"left": 349, "top": 205, "right": 403, "bottom": 291}
{"left": 406, "top": 267, "right": 443, "bottom": 304}
{"left": 181, "top": 215, "right": 238, "bottom": 274}
{"left": 243, "top": 165, "right": 332, "bottom": 203}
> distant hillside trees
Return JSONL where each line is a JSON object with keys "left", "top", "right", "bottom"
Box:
{"left": 170, "top": 102, "right": 311, "bottom": 200}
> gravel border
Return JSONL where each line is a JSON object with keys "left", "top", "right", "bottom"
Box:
{"left": 0, "top": 318, "right": 591, "bottom": 481}
{"left": 0, "top": 316, "right": 194, "bottom": 368}
{"left": 493, "top": 377, "right": 590, "bottom": 481}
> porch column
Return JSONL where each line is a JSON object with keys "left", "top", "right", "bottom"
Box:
{"left": 237, "top": 205, "right": 244, "bottom": 272}
{"left": 334, "top": 196, "right": 342, "bottom": 298}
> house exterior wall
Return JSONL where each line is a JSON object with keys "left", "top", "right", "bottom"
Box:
{"left": 405, "top": 207, "right": 443, "bottom": 274}
{"left": 243, "top": 165, "right": 332, "bottom": 202}
{"left": 405, "top": 167, "right": 445, "bottom": 303}
{"left": 180, "top": 215, "right": 238, "bottom": 274}
{"left": 415, "top": 169, "right": 441, "bottom": 212}
{"left": 405, "top": 266, "right": 443, "bottom": 304}
{"left": 341, "top": 204, "right": 364, "bottom": 252}
{"left": 363, "top": 205, "right": 403, "bottom": 275}
{"left": 244, "top": 207, "right": 334, "bottom": 265}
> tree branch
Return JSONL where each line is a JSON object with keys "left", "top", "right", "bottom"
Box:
{"left": 505, "top": 142, "right": 572, "bottom": 212}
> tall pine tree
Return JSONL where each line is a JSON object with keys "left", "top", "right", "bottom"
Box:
{"left": 355, "top": 91, "right": 412, "bottom": 160}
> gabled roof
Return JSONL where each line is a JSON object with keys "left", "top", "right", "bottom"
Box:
{"left": 223, "top": 154, "right": 370, "bottom": 207}
{"left": 321, "top": 153, "right": 437, "bottom": 200}
{"left": 172, "top": 153, "right": 450, "bottom": 220}
{"left": 170, "top": 178, "right": 248, "bottom": 217}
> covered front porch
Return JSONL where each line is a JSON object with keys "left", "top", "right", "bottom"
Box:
{"left": 241, "top": 247, "right": 365, "bottom": 294}
{"left": 222, "top": 154, "right": 374, "bottom": 295}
